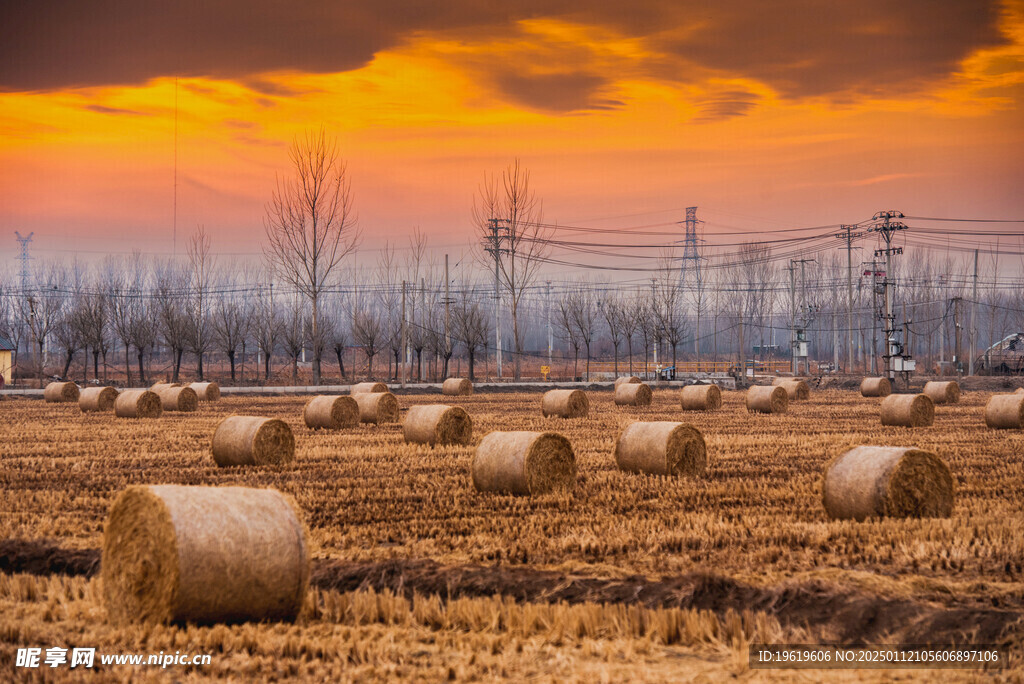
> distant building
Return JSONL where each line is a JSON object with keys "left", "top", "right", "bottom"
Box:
{"left": 0, "top": 336, "right": 13, "bottom": 386}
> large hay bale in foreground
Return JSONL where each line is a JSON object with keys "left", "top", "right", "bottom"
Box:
{"left": 114, "top": 390, "right": 162, "bottom": 418}
{"left": 746, "top": 385, "right": 787, "bottom": 414}
{"left": 985, "top": 393, "right": 1024, "bottom": 429}
{"left": 189, "top": 382, "right": 220, "bottom": 401}
{"left": 778, "top": 379, "right": 810, "bottom": 401}
{"left": 614, "top": 382, "right": 652, "bottom": 407}
{"left": 44, "top": 381, "right": 79, "bottom": 403}
{"left": 351, "top": 382, "right": 388, "bottom": 395}
{"left": 614, "top": 376, "right": 641, "bottom": 387}
{"left": 822, "top": 446, "right": 954, "bottom": 520}
{"left": 614, "top": 421, "right": 706, "bottom": 477}
{"left": 861, "top": 377, "right": 891, "bottom": 397}
{"left": 354, "top": 392, "right": 399, "bottom": 424}
{"left": 471, "top": 431, "right": 576, "bottom": 495}
{"left": 211, "top": 416, "right": 294, "bottom": 466}
{"left": 102, "top": 484, "right": 309, "bottom": 624}
{"left": 680, "top": 384, "right": 722, "bottom": 411}
{"left": 403, "top": 404, "right": 473, "bottom": 446}
{"left": 303, "top": 395, "right": 359, "bottom": 430}
{"left": 541, "top": 389, "right": 589, "bottom": 418}
{"left": 880, "top": 394, "right": 934, "bottom": 427}
{"left": 923, "top": 380, "right": 960, "bottom": 405}
{"left": 154, "top": 385, "right": 199, "bottom": 412}
{"left": 79, "top": 386, "right": 118, "bottom": 412}
{"left": 441, "top": 377, "right": 473, "bottom": 396}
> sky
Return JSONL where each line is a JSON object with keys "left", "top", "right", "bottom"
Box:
{"left": 1, "top": 0, "right": 1022, "bottom": 270}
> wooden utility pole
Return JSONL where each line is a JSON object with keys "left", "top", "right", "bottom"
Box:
{"left": 444, "top": 254, "right": 450, "bottom": 380}
{"left": 969, "top": 248, "right": 978, "bottom": 376}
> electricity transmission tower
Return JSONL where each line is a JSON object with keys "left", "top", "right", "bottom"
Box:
{"left": 14, "top": 231, "right": 34, "bottom": 292}
{"left": 868, "top": 210, "right": 909, "bottom": 382}
{"left": 678, "top": 207, "right": 703, "bottom": 362}
{"left": 834, "top": 225, "right": 862, "bottom": 373}
{"left": 482, "top": 218, "right": 508, "bottom": 378}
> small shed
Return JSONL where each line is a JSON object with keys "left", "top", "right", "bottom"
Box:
{"left": 0, "top": 336, "right": 13, "bottom": 387}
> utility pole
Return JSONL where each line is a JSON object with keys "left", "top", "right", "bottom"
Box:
{"left": 399, "top": 280, "right": 407, "bottom": 387}
{"left": 834, "top": 225, "right": 861, "bottom": 373}
{"left": 483, "top": 218, "right": 506, "bottom": 379}
{"left": 444, "top": 254, "right": 450, "bottom": 380}
{"left": 650, "top": 278, "right": 658, "bottom": 372}
{"left": 969, "top": 248, "right": 978, "bottom": 376}
{"left": 678, "top": 206, "right": 701, "bottom": 361}
{"left": 545, "top": 280, "right": 552, "bottom": 368}
{"left": 953, "top": 297, "right": 962, "bottom": 375}
{"left": 867, "top": 211, "right": 907, "bottom": 381}
{"left": 786, "top": 261, "right": 796, "bottom": 373}
{"left": 862, "top": 259, "right": 882, "bottom": 375}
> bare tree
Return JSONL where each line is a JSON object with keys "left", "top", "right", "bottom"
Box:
{"left": 351, "top": 298, "right": 383, "bottom": 380}
{"left": 281, "top": 299, "right": 306, "bottom": 384}
{"left": 452, "top": 285, "right": 489, "bottom": 381}
{"left": 186, "top": 226, "right": 215, "bottom": 380}
{"left": 153, "top": 260, "right": 189, "bottom": 382}
{"left": 619, "top": 293, "right": 639, "bottom": 375}
{"left": 19, "top": 260, "right": 66, "bottom": 385}
{"left": 600, "top": 292, "right": 624, "bottom": 377}
{"left": 264, "top": 127, "right": 360, "bottom": 385}
{"left": 568, "top": 285, "right": 598, "bottom": 381}
{"left": 473, "top": 159, "right": 552, "bottom": 380}
{"left": 555, "top": 291, "right": 582, "bottom": 380}
{"left": 212, "top": 287, "right": 249, "bottom": 382}
{"left": 253, "top": 285, "right": 281, "bottom": 382}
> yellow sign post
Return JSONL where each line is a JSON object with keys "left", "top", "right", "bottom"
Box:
{"left": 540, "top": 365, "right": 550, "bottom": 381}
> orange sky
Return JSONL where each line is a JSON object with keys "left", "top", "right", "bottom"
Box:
{"left": 1, "top": 1, "right": 1022, "bottom": 266}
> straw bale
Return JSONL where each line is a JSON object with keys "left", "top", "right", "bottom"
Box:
{"left": 189, "top": 382, "right": 220, "bottom": 401}
{"left": 860, "top": 377, "right": 891, "bottom": 397}
{"left": 303, "top": 395, "right": 359, "bottom": 430}
{"left": 745, "top": 385, "right": 788, "bottom": 414}
{"left": 471, "top": 431, "right": 576, "bottom": 495}
{"left": 541, "top": 389, "right": 589, "bottom": 418}
{"left": 614, "top": 382, "right": 652, "bottom": 407}
{"left": 880, "top": 393, "right": 934, "bottom": 427}
{"left": 778, "top": 379, "right": 810, "bottom": 401}
{"left": 44, "top": 381, "right": 79, "bottom": 403}
{"left": 614, "top": 421, "right": 706, "bottom": 477}
{"left": 441, "top": 377, "right": 473, "bottom": 396}
{"left": 923, "top": 380, "right": 960, "bottom": 404}
{"left": 984, "top": 393, "right": 1024, "bottom": 429}
{"left": 822, "top": 445, "right": 953, "bottom": 520}
{"left": 101, "top": 484, "right": 309, "bottom": 624}
{"left": 680, "top": 384, "right": 722, "bottom": 411}
{"left": 614, "top": 376, "right": 641, "bottom": 387}
{"left": 154, "top": 385, "right": 198, "bottom": 412}
{"left": 354, "top": 392, "right": 399, "bottom": 424}
{"left": 403, "top": 404, "right": 473, "bottom": 446}
{"left": 211, "top": 416, "right": 294, "bottom": 466}
{"left": 114, "top": 390, "right": 162, "bottom": 418}
{"left": 351, "top": 382, "right": 388, "bottom": 395}
{"left": 79, "top": 386, "right": 118, "bottom": 412}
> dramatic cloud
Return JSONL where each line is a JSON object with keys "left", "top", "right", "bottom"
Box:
{"left": 0, "top": 0, "right": 1009, "bottom": 112}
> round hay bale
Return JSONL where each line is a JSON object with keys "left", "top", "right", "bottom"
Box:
{"left": 822, "top": 446, "right": 954, "bottom": 521}
{"left": 771, "top": 376, "right": 806, "bottom": 386}
{"left": 1016, "top": 387, "right": 1024, "bottom": 394}
{"left": 303, "top": 395, "right": 359, "bottom": 430}
{"left": 541, "top": 389, "right": 589, "bottom": 418}
{"left": 745, "top": 385, "right": 788, "bottom": 414}
{"left": 351, "top": 382, "right": 388, "bottom": 395}
{"left": 403, "top": 404, "right": 473, "bottom": 446}
{"left": 614, "top": 421, "right": 706, "bottom": 477}
{"left": 880, "top": 393, "right": 934, "bottom": 427}
{"left": 680, "top": 384, "right": 722, "bottom": 411}
{"left": 985, "top": 393, "right": 1024, "bottom": 429}
{"left": 211, "top": 416, "right": 294, "bottom": 466}
{"left": 354, "top": 392, "right": 399, "bottom": 424}
{"left": 441, "top": 377, "right": 473, "bottom": 396}
{"left": 860, "top": 377, "right": 891, "bottom": 397}
{"left": 189, "top": 381, "right": 220, "bottom": 401}
{"left": 44, "top": 381, "right": 79, "bottom": 403}
{"left": 923, "top": 380, "right": 960, "bottom": 405}
{"left": 154, "top": 385, "right": 199, "bottom": 412}
{"left": 614, "top": 376, "right": 641, "bottom": 387}
{"left": 101, "top": 484, "right": 309, "bottom": 624}
{"left": 471, "top": 431, "right": 576, "bottom": 495}
{"left": 614, "top": 382, "right": 652, "bottom": 407}
{"left": 150, "top": 382, "right": 181, "bottom": 392}
{"left": 114, "top": 390, "right": 162, "bottom": 418}
{"left": 79, "top": 386, "right": 118, "bottom": 412}
{"left": 778, "top": 379, "right": 810, "bottom": 401}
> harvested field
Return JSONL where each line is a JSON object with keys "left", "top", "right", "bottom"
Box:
{"left": 1, "top": 388, "right": 1022, "bottom": 679}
